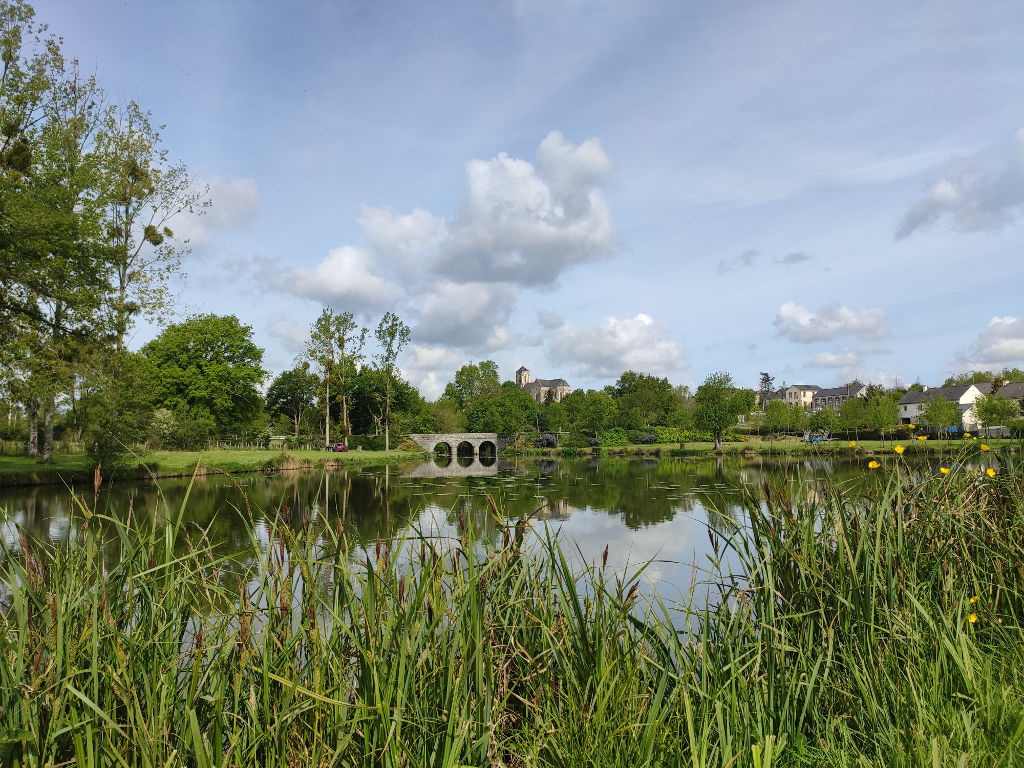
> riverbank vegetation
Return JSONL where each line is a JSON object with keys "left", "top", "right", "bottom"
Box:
{"left": 3, "top": 452, "right": 1022, "bottom": 765}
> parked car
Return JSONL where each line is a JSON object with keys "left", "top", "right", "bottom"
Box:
{"left": 325, "top": 442, "right": 348, "bottom": 452}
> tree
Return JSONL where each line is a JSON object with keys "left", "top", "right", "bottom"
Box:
{"left": 443, "top": 360, "right": 501, "bottom": 411}
{"left": 373, "top": 311, "right": 411, "bottom": 451}
{"left": 95, "top": 100, "right": 208, "bottom": 351}
{"left": 922, "top": 395, "right": 961, "bottom": 437}
{"left": 758, "top": 372, "right": 775, "bottom": 409}
{"left": 305, "top": 308, "right": 367, "bottom": 444}
{"left": 142, "top": 314, "right": 266, "bottom": 434}
{"left": 840, "top": 397, "right": 868, "bottom": 440}
{"left": 610, "top": 371, "right": 675, "bottom": 428}
{"left": 973, "top": 394, "right": 1019, "bottom": 437}
{"left": 810, "top": 406, "right": 841, "bottom": 435}
{"left": 763, "top": 399, "right": 790, "bottom": 435}
{"left": 865, "top": 394, "right": 899, "bottom": 445}
{"left": 265, "top": 364, "right": 318, "bottom": 437}
{"left": 692, "top": 372, "right": 754, "bottom": 450}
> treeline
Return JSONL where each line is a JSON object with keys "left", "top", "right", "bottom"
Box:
{"left": 0, "top": 0, "right": 207, "bottom": 463}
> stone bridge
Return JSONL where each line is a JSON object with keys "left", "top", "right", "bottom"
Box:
{"left": 405, "top": 432, "right": 515, "bottom": 456}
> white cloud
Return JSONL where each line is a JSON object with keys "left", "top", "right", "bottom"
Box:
{"left": 414, "top": 281, "right": 519, "bottom": 349}
{"left": 774, "top": 302, "right": 888, "bottom": 344}
{"left": 957, "top": 316, "right": 1024, "bottom": 367}
{"left": 810, "top": 349, "right": 863, "bottom": 368}
{"left": 896, "top": 128, "right": 1024, "bottom": 239}
{"left": 177, "top": 176, "right": 261, "bottom": 246}
{"left": 401, "top": 344, "right": 466, "bottom": 400}
{"left": 545, "top": 313, "right": 684, "bottom": 378}
{"left": 291, "top": 246, "right": 404, "bottom": 310}
{"left": 436, "top": 131, "right": 614, "bottom": 285}
{"left": 358, "top": 206, "right": 448, "bottom": 278}
{"left": 775, "top": 251, "right": 811, "bottom": 265}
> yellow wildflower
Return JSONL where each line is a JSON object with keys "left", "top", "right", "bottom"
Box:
{"left": 894, "top": 445, "right": 905, "bottom": 454}
{"left": 917, "top": 435, "right": 927, "bottom": 441}
{"left": 986, "top": 468, "right": 996, "bottom": 478}
{"left": 848, "top": 440, "right": 856, "bottom": 447}
{"left": 964, "top": 432, "right": 970, "bottom": 437}
{"left": 981, "top": 444, "right": 990, "bottom": 451}
{"left": 939, "top": 467, "right": 949, "bottom": 474}
{"left": 972, "top": 436, "right": 977, "bottom": 440}
{"left": 868, "top": 460, "right": 881, "bottom": 469}
{"left": 969, "top": 596, "right": 980, "bottom": 605}
{"left": 909, "top": 424, "right": 916, "bottom": 430}
{"left": 969, "top": 613, "right": 978, "bottom": 624}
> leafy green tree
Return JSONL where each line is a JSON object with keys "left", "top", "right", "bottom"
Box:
{"left": 840, "top": 397, "right": 868, "bottom": 439}
{"left": 142, "top": 314, "right": 266, "bottom": 434}
{"left": 305, "top": 308, "right": 367, "bottom": 444}
{"left": 610, "top": 371, "right": 675, "bottom": 429}
{"left": 810, "top": 407, "right": 841, "bottom": 435}
{"left": 763, "top": 399, "right": 790, "bottom": 435}
{"left": 265, "top": 364, "right": 319, "bottom": 437}
{"left": 373, "top": 311, "right": 411, "bottom": 451}
{"left": 467, "top": 382, "right": 538, "bottom": 433}
{"left": 973, "top": 394, "right": 1019, "bottom": 436}
{"left": 95, "top": 101, "right": 208, "bottom": 351}
{"left": 692, "top": 372, "right": 754, "bottom": 450}
{"left": 943, "top": 371, "right": 994, "bottom": 387}
{"left": 443, "top": 360, "right": 501, "bottom": 412}
{"left": 922, "top": 395, "right": 961, "bottom": 437}
{"left": 865, "top": 394, "right": 899, "bottom": 445}
{"left": 78, "top": 349, "right": 155, "bottom": 467}
{"left": 426, "top": 397, "right": 467, "bottom": 433}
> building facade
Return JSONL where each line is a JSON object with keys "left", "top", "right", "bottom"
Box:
{"left": 516, "top": 366, "right": 571, "bottom": 404}
{"left": 812, "top": 385, "right": 868, "bottom": 412}
{"left": 897, "top": 384, "right": 989, "bottom": 430}
{"left": 783, "top": 384, "right": 820, "bottom": 409}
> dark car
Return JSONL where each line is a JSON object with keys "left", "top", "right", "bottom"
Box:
{"left": 326, "top": 442, "right": 348, "bottom": 452}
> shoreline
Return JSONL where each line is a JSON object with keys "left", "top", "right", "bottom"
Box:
{"left": 0, "top": 437, "right": 1017, "bottom": 487}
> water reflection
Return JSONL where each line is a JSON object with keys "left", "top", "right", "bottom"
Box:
{"left": 0, "top": 455, "right": 931, "bottom": 599}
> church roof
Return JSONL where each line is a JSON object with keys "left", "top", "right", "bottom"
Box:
{"left": 516, "top": 366, "right": 529, "bottom": 373}
{"left": 535, "top": 378, "right": 569, "bottom": 388}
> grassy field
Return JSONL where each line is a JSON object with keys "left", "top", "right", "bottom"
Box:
{"left": 0, "top": 446, "right": 427, "bottom": 487}
{"left": 2, "top": 449, "right": 1022, "bottom": 765}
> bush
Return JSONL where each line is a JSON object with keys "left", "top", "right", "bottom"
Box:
{"left": 598, "top": 428, "right": 630, "bottom": 447}
{"left": 534, "top": 433, "right": 557, "bottom": 448}
{"left": 587, "top": 437, "right": 601, "bottom": 447}
{"left": 639, "top": 434, "right": 658, "bottom": 444}
{"left": 1009, "top": 419, "right": 1024, "bottom": 439}
{"left": 348, "top": 434, "right": 386, "bottom": 451}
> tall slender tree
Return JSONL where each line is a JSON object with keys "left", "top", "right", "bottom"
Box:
{"left": 373, "top": 311, "right": 411, "bottom": 451}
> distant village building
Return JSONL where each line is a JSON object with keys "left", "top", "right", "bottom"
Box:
{"left": 516, "top": 366, "right": 571, "bottom": 404}
{"left": 783, "top": 384, "right": 820, "bottom": 409}
{"left": 897, "top": 384, "right": 991, "bottom": 430}
{"left": 812, "top": 385, "right": 868, "bottom": 412}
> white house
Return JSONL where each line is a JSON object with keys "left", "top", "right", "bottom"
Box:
{"left": 897, "top": 384, "right": 991, "bottom": 430}
{"left": 812, "top": 385, "right": 868, "bottom": 412}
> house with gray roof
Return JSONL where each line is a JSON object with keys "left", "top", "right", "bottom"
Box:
{"left": 897, "top": 384, "right": 986, "bottom": 430}
{"left": 812, "top": 384, "right": 868, "bottom": 412}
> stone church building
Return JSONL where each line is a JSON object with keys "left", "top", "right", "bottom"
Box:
{"left": 516, "top": 366, "right": 571, "bottom": 403}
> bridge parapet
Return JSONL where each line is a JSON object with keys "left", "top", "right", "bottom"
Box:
{"left": 405, "top": 432, "right": 514, "bottom": 455}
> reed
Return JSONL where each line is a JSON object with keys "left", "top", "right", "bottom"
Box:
{"left": 2, "top": 452, "right": 1022, "bottom": 766}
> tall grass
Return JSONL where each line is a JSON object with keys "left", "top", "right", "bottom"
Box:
{"left": 2, "top": 452, "right": 1023, "bottom": 766}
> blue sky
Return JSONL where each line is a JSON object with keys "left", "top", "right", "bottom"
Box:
{"left": 35, "top": 0, "right": 1024, "bottom": 396}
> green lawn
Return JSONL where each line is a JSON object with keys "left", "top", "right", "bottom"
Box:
{"left": 0, "top": 446, "right": 427, "bottom": 486}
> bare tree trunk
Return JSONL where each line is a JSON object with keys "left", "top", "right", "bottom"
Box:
{"left": 28, "top": 398, "right": 39, "bottom": 456}
{"left": 42, "top": 395, "right": 55, "bottom": 463}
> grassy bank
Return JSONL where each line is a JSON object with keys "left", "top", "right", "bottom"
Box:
{"left": 514, "top": 435, "right": 1022, "bottom": 459}
{"left": 0, "top": 447, "right": 428, "bottom": 487}
{"left": 2, "top": 452, "right": 1023, "bottom": 765}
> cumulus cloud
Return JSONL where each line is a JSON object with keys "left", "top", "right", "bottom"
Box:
{"left": 291, "top": 246, "right": 404, "bottom": 310}
{"left": 896, "top": 128, "right": 1024, "bottom": 239}
{"left": 957, "top": 316, "right": 1024, "bottom": 367}
{"left": 717, "top": 249, "right": 757, "bottom": 274}
{"left": 774, "top": 302, "right": 888, "bottom": 344}
{"left": 177, "top": 176, "right": 261, "bottom": 246}
{"left": 436, "top": 131, "right": 614, "bottom": 285}
{"left": 545, "top": 313, "right": 684, "bottom": 378}
{"left": 413, "top": 281, "right": 519, "bottom": 350}
{"left": 401, "top": 344, "right": 466, "bottom": 399}
{"left": 358, "top": 206, "right": 448, "bottom": 278}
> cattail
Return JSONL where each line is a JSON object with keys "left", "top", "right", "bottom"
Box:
{"left": 282, "top": 501, "right": 291, "bottom": 524}
{"left": 602, "top": 544, "right": 608, "bottom": 569}
{"left": 375, "top": 534, "right": 382, "bottom": 564}
{"left": 398, "top": 577, "right": 405, "bottom": 603}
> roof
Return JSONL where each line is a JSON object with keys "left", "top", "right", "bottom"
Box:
{"left": 899, "top": 384, "right": 976, "bottom": 405}
{"left": 787, "top": 384, "right": 820, "bottom": 391}
{"left": 534, "top": 378, "right": 569, "bottom": 388}
{"left": 516, "top": 366, "right": 529, "bottom": 373}
{"left": 997, "top": 382, "right": 1024, "bottom": 399}
{"left": 975, "top": 382, "right": 994, "bottom": 394}
{"left": 814, "top": 385, "right": 866, "bottom": 398}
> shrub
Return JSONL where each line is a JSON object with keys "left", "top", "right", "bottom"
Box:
{"left": 534, "top": 433, "right": 557, "bottom": 448}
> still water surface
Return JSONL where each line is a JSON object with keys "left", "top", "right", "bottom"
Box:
{"left": 1, "top": 455, "right": 891, "bottom": 601}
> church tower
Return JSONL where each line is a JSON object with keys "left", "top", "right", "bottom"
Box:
{"left": 516, "top": 366, "right": 530, "bottom": 388}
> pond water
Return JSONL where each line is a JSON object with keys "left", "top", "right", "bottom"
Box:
{"left": 0, "top": 454, "right": 900, "bottom": 603}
